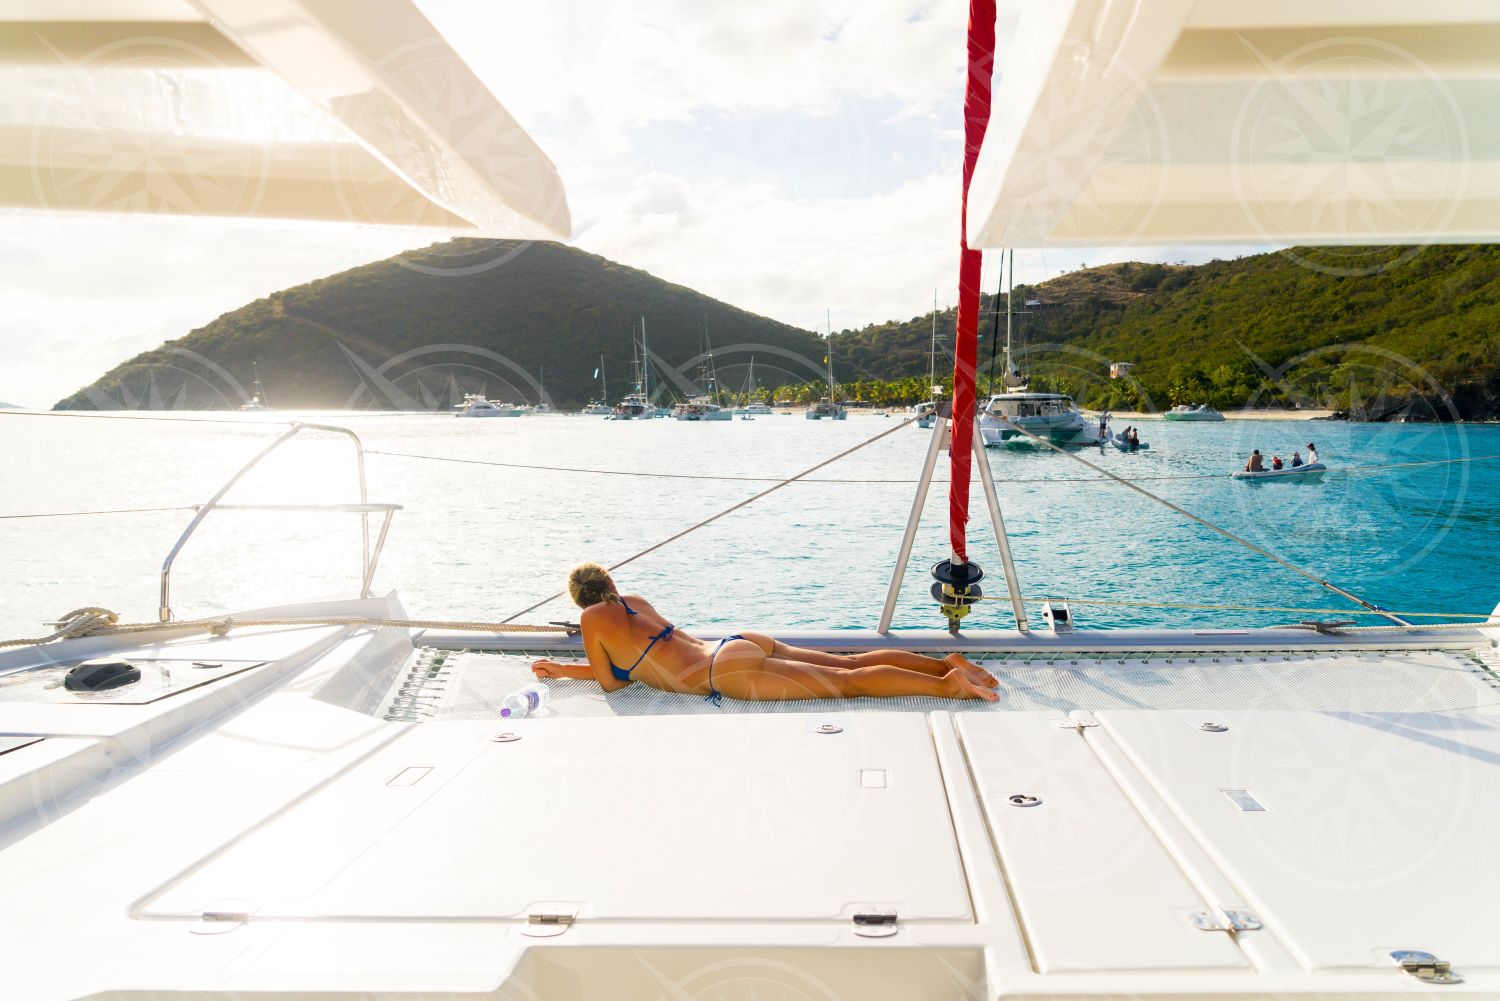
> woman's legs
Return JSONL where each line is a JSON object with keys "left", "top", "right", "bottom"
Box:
{"left": 709, "top": 641, "right": 998, "bottom": 702}
{"left": 737, "top": 633, "right": 997, "bottom": 687}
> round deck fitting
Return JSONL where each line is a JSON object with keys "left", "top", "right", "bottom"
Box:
{"left": 815, "top": 723, "right": 844, "bottom": 734}
{"left": 1008, "top": 793, "right": 1041, "bottom": 807}
{"left": 491, "top": 732, "right": 522, "bottom": 742}
{"left": 1199, "top": 722, "right": 1230, "bottom": 732}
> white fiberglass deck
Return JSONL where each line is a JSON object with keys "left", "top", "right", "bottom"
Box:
{"left": 1, "top": 606, "right": 1498, "bottom": 999}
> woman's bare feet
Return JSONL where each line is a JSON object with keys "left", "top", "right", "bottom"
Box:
{"left": 944, "top": 652, "right": 999, "bottom": 688}
{"left": 945, "top": 668, "right": 1001, "bottom": 701}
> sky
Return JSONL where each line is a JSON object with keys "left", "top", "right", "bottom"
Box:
{"left": 0, "top": 1, "right": 1258, "bottom": 408}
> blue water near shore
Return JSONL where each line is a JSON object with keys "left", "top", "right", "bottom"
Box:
{"left": 2, "top": 411, "right": 1498, "bottom": 635}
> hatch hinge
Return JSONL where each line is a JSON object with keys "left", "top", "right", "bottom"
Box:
{"left": 524, "top": 912, "right": 576, "bottom": 938}
{"left": 1057, "top": 711, "right": 1099, "bottom": 731}
{"left": 1189, "top": 908, "right": 1261, "bottom": 933}
{"left": 1391, "top": 951, "right": 1463, "bottom": 985}
{"left": 853, "top": 910, "right": 899, "bottom": 938}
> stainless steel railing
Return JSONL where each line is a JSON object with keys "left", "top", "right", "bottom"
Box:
{"left": 158, "top": 422, "right": 401, "bottom": 622}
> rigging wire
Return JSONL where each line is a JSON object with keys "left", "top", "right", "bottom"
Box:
{"left": 0, "top": 409, "right": 296, "bottom": 427}
{"left": 0, "top": 505, "right": 195, "bottom": 520}
{"left": 364, "top": 447, "right": 1500, "bottom": 484}
{"left": 988, "top": 419, "right": 1406, "bottom": 624}
{"left": 498, "top": 414, "right": 925, "bottom": 623}
{"left": 7, "top": 450, "right": 1492, "bottom": 520}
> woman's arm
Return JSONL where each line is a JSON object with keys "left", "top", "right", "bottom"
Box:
{"left": 529, "top": 617, "right": 631, "bottom": 692}
{"left": 530, "top": 660, "right": 594, "bottom": 680}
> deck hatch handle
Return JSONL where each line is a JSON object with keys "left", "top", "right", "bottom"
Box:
{"left": 1219, "top": 788, "right": 1266, "bottom": 811}
{"left": 1392, "top": 951, "right": 1463, "bottom": 984}
{"left": 191, "top": 906, "right": 255, "bottom": 935}
{"left": 1189, "top": 908, "right": 1261, "bottom": 933}
{"left": 853, "top": 910, "right": 898, "bottom": 937}
{"left": 524, "top": 912, "right": 576, "bottom": 937}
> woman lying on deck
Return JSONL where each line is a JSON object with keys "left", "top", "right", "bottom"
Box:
{"left": 530, "top": 563, "right": 1000, "bottom": 704}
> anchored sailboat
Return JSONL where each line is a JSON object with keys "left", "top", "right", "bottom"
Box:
{"left": 580, "top": 355, "right": 612, "bottom": 414}
{"left": 734, "top": 357, "right": 771, "bottom": 417}
{"left": 673, "top": 315, "right": 731, "bottom": 421}
{"left": 237, "top": 363, "right": 271, "bottom": 411}
{"left": 805, "top": 309, "right": 847, "bottom": 420}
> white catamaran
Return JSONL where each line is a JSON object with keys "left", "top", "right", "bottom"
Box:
{"left": 3, "top": 3, "right": 1498, "bottom": 1000}
{"left": 978, "top": 250, "right": 1100, "bottom": 447}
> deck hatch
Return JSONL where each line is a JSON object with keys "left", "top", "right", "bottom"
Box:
{"left": 143, "top": 715, "right": 972, "bottom": 924}
{"left": 1101, "top": 711, "right": 1500, "bottom": 971}
{"left": 957, "top": 713, "right": 1250, "bottom": 973}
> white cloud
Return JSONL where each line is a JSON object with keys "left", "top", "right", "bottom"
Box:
{"left": 0, "top": 1, "right": 1265, "bottom": 407}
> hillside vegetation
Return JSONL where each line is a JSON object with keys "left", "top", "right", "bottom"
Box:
{"left": 59, "top": 242, "right": 1500, "bottom": 419}
{"left": 56, "top": 240, "right": 825, "bottom": 411}
{"left": 820, "top": 246, "right": 1500, "bottom": 419}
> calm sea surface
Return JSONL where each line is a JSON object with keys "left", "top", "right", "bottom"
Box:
{"left": 2, "top": 411, "right": 1498, "bottom": 637}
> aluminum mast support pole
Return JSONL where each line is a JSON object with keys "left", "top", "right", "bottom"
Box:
{"left": 878, "top": 413, "right": 949, "bottom": 632}
{"left": 971, "top": 419, "right": 1028, "bottom": 631}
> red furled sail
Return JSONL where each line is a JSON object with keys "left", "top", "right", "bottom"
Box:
{"left": 949, "top": 0, "right": 997, "bottom": 563}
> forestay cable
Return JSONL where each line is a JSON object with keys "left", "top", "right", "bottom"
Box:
{"left": 499, "top": 414, "right": 923, "bottom": 623}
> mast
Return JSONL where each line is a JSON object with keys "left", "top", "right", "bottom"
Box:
{"left": 929, "top": 291, "right": 937, "bottom": 397}
{"left": 600, "top": 353, "right": 607, "bottom": 401}
{"left": 1004, "top": 249, "right": 1019, "bottom": 388}
{"left": 641, "top": 316, "right": 651, "bottom": 404}
{"left": 825, "top": 308, "right": 835, "bottom": 399}
{"left": 630, "top": 327, "right": 641, "bottom": 396}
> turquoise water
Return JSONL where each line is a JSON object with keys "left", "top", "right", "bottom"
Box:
{"left": 1, "top": 411, "right": 1497, "bottom": 636}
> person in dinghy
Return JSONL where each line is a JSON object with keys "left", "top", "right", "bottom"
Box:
{"left": 530, "top": 563, "right": 999, "bottom": 703}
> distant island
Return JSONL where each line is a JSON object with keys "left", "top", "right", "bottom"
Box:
{"left": 57, "top": 241, "right": 1500, "bottom": 420}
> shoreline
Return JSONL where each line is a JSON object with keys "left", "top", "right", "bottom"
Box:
{"left": 1102, "top": 408, "right": 1333, "bottom": 422}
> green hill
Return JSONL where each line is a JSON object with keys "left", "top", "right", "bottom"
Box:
{"left": 821, "top": 246, "right": 1500, "bottom": 420}
{"left": 56, "top": 240, "right": 826, "bottom": 411}
{"left": 59, "top": 242, "right": 1500, "bottom": 419}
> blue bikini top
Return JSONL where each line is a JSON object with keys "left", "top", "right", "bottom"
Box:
{"left": 609, "top": 597, "right": 673, "bottom": 682}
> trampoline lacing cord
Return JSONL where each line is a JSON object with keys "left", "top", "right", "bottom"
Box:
{"left": 956, "top": 594, "right": 1496, "bottom": 631}
{"left": 987, "top": 595, "right": 1499, "bottom": 619}
{"left": 0, "top": 610, "right": 566, "bottom": 650}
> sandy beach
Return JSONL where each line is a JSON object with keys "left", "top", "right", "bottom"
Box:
{"left": 1103, "top": 408, "right": 1335, "bottom": 421}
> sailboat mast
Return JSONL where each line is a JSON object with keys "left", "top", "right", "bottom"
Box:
{"left": 641, "top": 316, "right": 650, "bottom": 403}
{"left": 929, "top": 290, "right": 937, "bottom": 395}
{"left": 631, "top": 326, "right": 641, "bottom": 393}
{"left": 825, "top": 308, "right": 834, "bottom": 396}
{"left": 1005, "top": 249, "right": 1014, "bottom": 382}
{"left": 600, "top": 353, "right": 607, "bottom": 401}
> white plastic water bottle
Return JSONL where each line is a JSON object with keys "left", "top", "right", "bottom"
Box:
{"left": 499, "top": 682, "right": 550, "bottom": 719}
